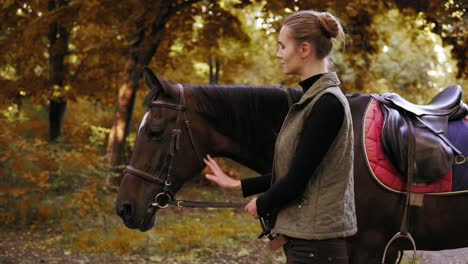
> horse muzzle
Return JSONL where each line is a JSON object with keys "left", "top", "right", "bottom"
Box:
{"left": 116, "top": 201, "right": 158, "bottom": 231}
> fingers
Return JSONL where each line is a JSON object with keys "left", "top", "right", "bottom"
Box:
{"left": 206, "top": 155, "right": 220, "bottom": 170}
{"left": 203, "top": 154, "right": 222, "bottom": 173}
{"left": 205, "top": 173, "right": 216, "bottom": 182}
{"left": 244, "top": 198, "right": 259, "bottom": 219}
{"left": 203, "top": 155, "right": 214, "bottom": 167}
{"left": 204, "top": 154, "right": 240, "bottom": 190}
{"left": 203, "top": 158, "right": 214, "bottom": 171}
{"left": 246, "top": 209, "right": 259, "bottom": 219}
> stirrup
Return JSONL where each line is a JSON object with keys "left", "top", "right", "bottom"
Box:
{"left": 381, "top": 232, "right": 417, "bottom": 264}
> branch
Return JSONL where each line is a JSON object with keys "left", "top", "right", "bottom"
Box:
{"left": 171, "top": 0, "right": 203, "bottom": 14}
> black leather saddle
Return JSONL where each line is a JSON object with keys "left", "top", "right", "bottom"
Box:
{"left": 372, "top": 85, "right": 467, "bottom": 183}
{"left": 381, "top": 85, "right": 467, "bottom": 118}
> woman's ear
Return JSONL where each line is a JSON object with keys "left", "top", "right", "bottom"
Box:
{"left": 299, "top": 42, "right": 312, "bottom": 58}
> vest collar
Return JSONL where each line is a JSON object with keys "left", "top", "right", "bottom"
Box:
{"left": 297, "top": 72, "right": 341, "bottom": 105}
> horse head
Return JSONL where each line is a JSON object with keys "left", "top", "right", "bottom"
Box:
{"left": 115, "top": 67, "right": 209, "bottom": 231}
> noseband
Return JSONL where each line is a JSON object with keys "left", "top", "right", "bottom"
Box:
{"left": 124, "top": 84, "right": 245, "bottom": 209}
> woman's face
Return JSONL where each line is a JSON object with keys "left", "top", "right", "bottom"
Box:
{"left": 276, "top": 26, "right": 302, "bottom": 75}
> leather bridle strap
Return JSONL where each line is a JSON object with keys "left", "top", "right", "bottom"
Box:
{"left": 124, "top": 165, "right": 164, "bottom": 185}
{"left": 167, "top": 200, "right": 245, "bottom": 208}
{"left": 178, "top": 84, "right": 204, "bottom": 169}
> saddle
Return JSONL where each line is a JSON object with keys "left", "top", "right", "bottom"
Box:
{"left": 372, "top": 85, "right": 467, "bottom": 183}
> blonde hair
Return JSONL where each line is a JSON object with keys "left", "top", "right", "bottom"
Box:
{"left": 282, "top": 10, "right": 345, "bottom": 59}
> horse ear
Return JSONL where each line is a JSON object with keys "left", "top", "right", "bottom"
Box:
{"left": 143, "top": 66, "right": 178, "bottom": 98}
{"left": 143, "top": 66, "right": 162, "bottom": 90}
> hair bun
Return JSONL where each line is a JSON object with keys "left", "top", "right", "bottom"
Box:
{"left": 282, "top": 10, "right": 345, "bottom": 59}
{"left": 317, "top": 12, "right": 341, "bottom": 39}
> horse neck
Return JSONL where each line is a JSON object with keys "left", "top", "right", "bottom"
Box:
{"left": 188, "top": 84, "right": 293, "bottom": 174}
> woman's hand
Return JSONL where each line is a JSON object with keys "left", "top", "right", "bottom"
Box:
{"left": 204, "top": 155, "right": 241, "bottom": 190}
{"left": 244, "top": 197, "right": 258, "bottom": 219}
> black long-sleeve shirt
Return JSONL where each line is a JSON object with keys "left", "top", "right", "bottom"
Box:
{"left": 240, "top": 74, "right": 345, "bottom": 217}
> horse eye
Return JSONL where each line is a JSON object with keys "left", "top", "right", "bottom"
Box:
{"left": 148, "top": 126, "right": 164, "bottom": 140}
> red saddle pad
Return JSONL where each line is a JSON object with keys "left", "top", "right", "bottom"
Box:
{"left": 363, "top": 99, "right": 452, "bottom": 193}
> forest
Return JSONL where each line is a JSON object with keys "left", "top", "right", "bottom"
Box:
{"left": 1, "top": 0, "right": 467, "bottom": 263}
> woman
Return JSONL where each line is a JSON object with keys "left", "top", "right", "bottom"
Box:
{"left": 204, "top": 10, "right": 356, "bottom": 263}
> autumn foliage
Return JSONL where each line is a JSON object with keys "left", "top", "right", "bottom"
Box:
{"left": 0, "top": 0, "right": 466, "bottom": 260}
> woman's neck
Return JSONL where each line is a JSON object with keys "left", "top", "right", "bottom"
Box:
{"left": 299, "top": 59, "right": 328, "bottom": 81}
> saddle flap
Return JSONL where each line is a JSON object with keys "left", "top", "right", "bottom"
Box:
{"left": 381, "top": 104, "right": 455, "bottom": 183}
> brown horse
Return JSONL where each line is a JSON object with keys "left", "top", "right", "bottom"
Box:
{"left": 116, "top": 67, "right": 468, "bottom": 263}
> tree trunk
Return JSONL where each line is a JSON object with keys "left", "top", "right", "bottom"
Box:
{"left": 208, "top": 57, "right": 220, "bottom": 84}
{"left": 49, "top": 100, "right": 67, "bottom": 141}
{"left": 107, "top": 57, "right": 140, "bottom": 167}
{"left": 107, "top": 23, "right": 163, "bottom": 168}
{"left": 48, "top": 0, "right": 70, "bottom": 143}
{"left": 107, "top": 0, "right": 203, "bottom": 169}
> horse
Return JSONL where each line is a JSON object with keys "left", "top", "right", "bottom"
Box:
{"left": 116, "top": 67, "right": 468, "bottom": 263}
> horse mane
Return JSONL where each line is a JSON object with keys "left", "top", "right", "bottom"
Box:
{"left": 187, "top": 84, "right": 302, "bottom": 151}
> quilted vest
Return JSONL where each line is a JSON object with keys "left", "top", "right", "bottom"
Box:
{"left": 271, "top": 72, "right": 357, "bottom": 240}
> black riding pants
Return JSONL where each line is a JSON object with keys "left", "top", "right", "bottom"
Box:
{"left": 283, "top": 237, "right": 348, "bottom": 264}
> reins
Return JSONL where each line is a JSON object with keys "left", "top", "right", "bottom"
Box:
{"left": 124, "top": 84, "right": 246, "bottom": 210}
{"left": 163, "top": 199, "right": 245, "bottom": 209}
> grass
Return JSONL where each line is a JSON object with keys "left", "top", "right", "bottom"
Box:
{"left": 65, "top": 181, "right": 286, "bottom": 263}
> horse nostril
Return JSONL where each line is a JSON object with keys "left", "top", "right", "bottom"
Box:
{"left": 117, "top": 202, "right": 132, "bottom": 219}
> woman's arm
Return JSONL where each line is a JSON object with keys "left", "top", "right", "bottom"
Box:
{"left": 256, "top": 94, "right": 344, "bottom": 217}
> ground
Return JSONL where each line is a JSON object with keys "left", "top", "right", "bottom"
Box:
{"left": 2, "top": 226, "right": 468, "bottom": 264}
{"left": 0, "top": 226, "right": 284, "bottom": 264}
{"left": 2, "top": 176, "right": 468, "bottom": 264}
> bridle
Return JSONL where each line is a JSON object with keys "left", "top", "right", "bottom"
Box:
{"left": 124, "top": 84, "right": 245, "bottom": 209}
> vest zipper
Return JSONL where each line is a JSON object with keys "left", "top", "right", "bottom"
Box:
{"left": 271, "top": 104, "right": 298, "bottom": 185}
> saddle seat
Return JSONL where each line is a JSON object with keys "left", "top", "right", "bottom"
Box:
{"left": 374, "top": 85, "right": 467, "bottom": 183}
{"left": 382, "top": 85, "right": 466, "bottom": 117}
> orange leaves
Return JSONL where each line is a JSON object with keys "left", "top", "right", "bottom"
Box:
{"left": 0, "top": 108, "right": 109, "bottom": 227}
{"left": 0, "top": 187, "right": 27, "bottom": 198}
{"left": 71, "top": 227, "right": 146, "bottom": 255}
{"left": 0, "top": 147, "right": 11, "bottom": 162}
{"left": 72, "top": 178, "right": 100, "bottom": 217}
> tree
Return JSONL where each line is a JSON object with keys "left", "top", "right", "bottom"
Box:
{"left": 0, "top": 1, "right": 78, "bottom": 142}
{"left": 106, "top": 0, "right": 467, "bottom": 168}
{"left": 48, "top": 0, "right": 71, "bottom": 142}
{"left": 1, "top": 0, "right": 139, "bottom": 141}
{"left": 106, "top": 0, "right": 251, "bottom": 167}
{"left": 106, "top": 0, "right": 200, "bottom": 167}
{"left": 1, "top": 0, "right": 464, "bottom": 163}
{"left": 393, "top": 0, "right": 467, "bottom": 79}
